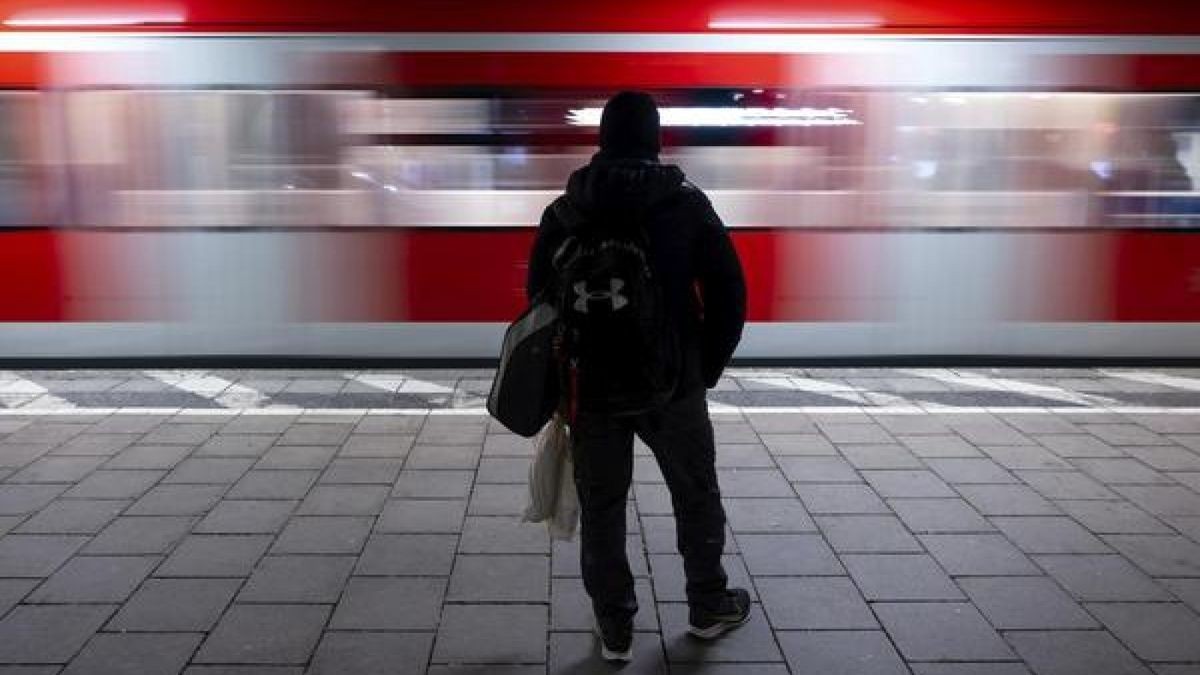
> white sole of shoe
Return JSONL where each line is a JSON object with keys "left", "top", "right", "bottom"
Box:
{"left": 687, "top": 612, "right": 751, "bottom": 640}
{"left": 593, "top": 620, "right": 632, "bottom": 662}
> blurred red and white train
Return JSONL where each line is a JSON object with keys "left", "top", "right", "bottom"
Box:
{"left": 0, "top": 0, "right": 1199, "bottom": 358}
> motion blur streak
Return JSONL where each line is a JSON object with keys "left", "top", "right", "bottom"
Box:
{"left": 0, "top": 21, "right": 1198, "bottom": 357}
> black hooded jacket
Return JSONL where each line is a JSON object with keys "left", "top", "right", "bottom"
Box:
{"left": 526, "top": 155, "right": 747, "bottom": 393}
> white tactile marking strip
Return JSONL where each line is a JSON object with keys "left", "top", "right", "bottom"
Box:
{"left": 898, "top": 368, "right": 1120, "bottom": 407}
{"left": 1102, "top": 370, "right": 1200, "bottom": 392}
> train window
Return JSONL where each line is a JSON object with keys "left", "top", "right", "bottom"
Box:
{"left": 0, "top": 93, "right": 41, "bottom": 227}
{"left": 16, "top": 87, "right": 1200, "bottom": 229}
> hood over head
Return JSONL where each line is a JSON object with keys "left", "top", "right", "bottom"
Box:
{"left": 557, "top": 156, "right": 685, "bottom": 231}
{"left": 598, "top": 90, "right": 661, "bottom": 160}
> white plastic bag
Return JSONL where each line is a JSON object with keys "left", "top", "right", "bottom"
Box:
{"left": 522, "top": 414, "right": 579, "bottom": 540}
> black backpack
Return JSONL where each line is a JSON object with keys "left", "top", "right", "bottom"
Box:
{"left": 549, "top": 202, "right": 680, "bottom": 418}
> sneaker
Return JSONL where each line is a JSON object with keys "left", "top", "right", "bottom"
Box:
{"left": 593, "top": 614, "right": 633, "bottom": 661}
{"left": 688, "top": 588, "right": 752, "bottom": 640}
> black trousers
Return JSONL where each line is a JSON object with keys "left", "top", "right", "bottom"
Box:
{"left": 570, "top": 388, "right": 728, "bottom": 621}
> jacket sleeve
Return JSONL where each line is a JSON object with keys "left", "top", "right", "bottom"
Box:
{"left": 525, "top": 201, "right": 564, "bottom": 303}
{"left": 695, "top": 193, "right": 747, "bottom": 388}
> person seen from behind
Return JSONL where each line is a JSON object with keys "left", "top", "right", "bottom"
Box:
{"left": 526, "top": 91, "right": 748, "bottom": 662}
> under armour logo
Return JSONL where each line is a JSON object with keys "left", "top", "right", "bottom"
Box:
{"left": 573, "top": 278, "right": 628, "bottom": 313}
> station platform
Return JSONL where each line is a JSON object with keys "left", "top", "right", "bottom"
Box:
{"left": 2, "top": 367, "right": 1200, "bottom": 674}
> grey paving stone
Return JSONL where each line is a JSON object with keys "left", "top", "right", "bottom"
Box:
{"left": 1012, "top": 631, "right": 1154, "bottom": 675}
{"left": 723, "top": 498, "right": 815, "bottom": 533}
{"left": 838, "top": 444, "right": 924, "bottom": 469}
{"left": 1016, "top": 471, "right": 1119, "bottom": 500}
{"left": 1104, "top": 534, "right": 1200, "bottom": 577}
{"left": 417, "top": 426, "right": 486, "bottom": 447}
{"left": 0, "top": 444, "right": 55, "bottom": 470}
{"left": 1084, "top": 423, "right": 1170, "bottom": 446}
{"left": 26, "top": 555, "right": 156, "bottom": 603}
{"left": 195, "top": 604, "right": 330, "bottom": 664}
{"left": 270, "top": 516, "right": 373, "bottom": 554}
{"left": 777, "top": 630, "right": 909, "bottom": 675}
{"left": 1153, "top": 666, "right": 1200, "bottom": 675}
{"left": 647, "top": 553, "right": 755, "bottom": 603}
{"left": 842, "top": 553, "right": 964, "bottom": 601}
{"left": 793, "top": 483, "right": 890, "bottom": 514}
{"left": 736, "top": 534, "right": 843, "bottom": 576}
{"left": 61, "top": 632, "right": 201, "bottom": 675}
{"left": 761, "top": 433, "right": 836, "bottom": 455}
{"left": 254, "top": 446, "right": 337, "bottom": 470}
{"left": 468, "top": 483, "right": 527, "bottom": 516}
{"left": 225, "top": 471, "right": 317, "bottom": 500}
{"left": 238, "top": 555, "right": 355, "bottom": 603}
{"left": 714, "top": 443, "right": 775, "bottom": 468}
{"left": 432, "top": 604, "right": 547, "bottom": 664}
{"left": 459, "top": 516, "right": 549, "bottom": 554}
{"left": 277, "top": 423, "right": 353, "bottom": 446}
{"left": 1087, "top": 602, "right": 1200, "bottom": 661}
{"left": 0, "top": 605, "right": 114, "bottom": 663}
{"left": 959, "top": 576, "right": 1097, "bottom": 629}
{"left": 889, "top": 498, "right": 992, "bottom": 533}
{"left": 195, "top": 434, "right": 276, "bottom": 457}
{"left": 1127, "top": 446, "right": 1200, "bottom": 472}
{"left": 998, "top": 413, "right": 1081, "bottom": 436}
{"left": 354, "top": 415, "right": 425, "bottom": 435}
{"left": 330, "top": 576, "right": 445, "bottom": 630}
{"left": 63, "top": 470, "right": 163, "bottom": 499}
{"left": 818, "top": 422, "right": 893, "bottom": 444}
{"left": 483, "top": 434, "right": 535, "bottom": 458}
{"left": 163, "top": 458, "right": 254, "bottom": 485}
{"left": 981, "top": 445, "right": 1074, "bottom": 470}
{"left": 339, "top": 434, "right": 414, "bottom": 458}
{"left": 392, "top": 470, "right": 474, "bottom": 499}
{"left": 0, "top": 665, "right": 61, "bottom": 674}
{"left": 5, "top": 424, "right": 85, "bottom": 446}
{"left": 919, "top": 533, "right": 1042, "bottom": 576}
{"left": 156, "top": 535, "right": 272, "bottom": 577}
{"left": 957, "top": 484, "right": 1061, "bottom": 516}
{"left": 0, "top": 485, "right": 68, "bottom": 516}
{"left": 861, "top": 470, "right": 955, "bottom": 498}
{"left": 124, "top": 484, "right": 226, "bottom": 517}
{"left": 319, "top": 458, "right": 403, "bottom": 485}
{"left": 195, "top": 500, "right": 296, "bottom": 534}
{"left": 551, "top": 576, "right": 658, "bottom": 631}
{"left": 16, "top": 500, "right": 127, "bottom": 534}
{"left": 1115, "top": 485, "right": 1200, "bottom": 516}
{"left": 714, "top": 468, "right": 794, "bottom": 497}
{"left": 0, "top": 518, "right": 17, "bottom": 536}
{"left": 1057, "top": 500, "right": 1173, "bottom": 534}
{"left": 109, "top": 578, "right": 241, "bottom": 631}
{"left": 756, "top": 576, "right": 876, "bottom": 629}
{"left": 8, "top": 457, "right": 105, "bottom": 483}
{"left": 448, "top": 554, "right": 549, "bottom": 602}
{"left": 0, "top": 535, "right": 87, "bottom": 577}
{"left": 777, "top": 457, "right": 860, "bottom": 483}
{"left": 377, "top": 499, "right": 466, "bottom": 534}
{"left": 103, "top": 445, "right": 192, "bottom": 470}
{"left": 355, "top": 534, "right": 458, "bottom": 576}
{"left": 631, "top": 483, "right": 671, "bottom": 515}
{"left": 815, "top": 514, "right": 922, "bottom": 552}
{"left": 0, "top": 578, "right": 36, "bottom": 617}
{"left": 668, "top": 666, "right": 790, "bottom": 675}
{"left": 899, "top": 434, "right": 983, "bottom": 458}
{"left": 405, "top": 445, "right": 482, "bottom": 470}
{"left": 910, "top": 666, "right": 1032, "bottom": 675}
{"left": 221, "top": 415, "right": 297, "bottom": 435}
{"left": 659, "top": 603, "right": 782, "bottom": 663}
{"left": 925, "top": 458, "right": 1016, "bottom": 485}
{"left": 872, "top": 413, "right": 951, "bottom": 435}
{"left": 296, "top": 484, "right": 388, "bottom": 516}
{"left": 1035, "top": 554, "right": 1172, "bottom": 601}
{"left": 472, "top": 459, "right": 526, "bottom": 484}
{"left": 307, "top": 632, "right": 433, "bottom": 675}
{"left": 549, "top": 631, "right": 665, "bottom": 675}
{"left": 49, "top": 433, "right": 139, "bottom": 457}
{"left": 874, "top": 602, "right": 1014, "bottom": 661}
{"left": 991, "top": 516, "right": 1112, "bottom": 554}
{"left": 1071, "top": 458, "right": 1172, "bottom": 485}
{"left": 141, "top": 423, "right": 220, "bottom": 445}
{"left": 1038, "top": 434, "right": 1125, "bottom": 458}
